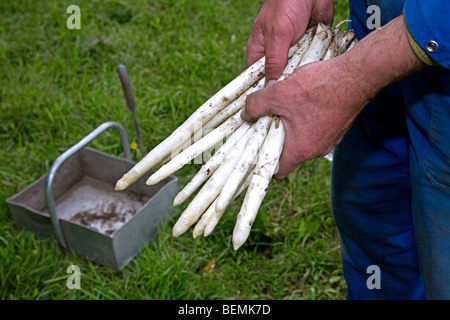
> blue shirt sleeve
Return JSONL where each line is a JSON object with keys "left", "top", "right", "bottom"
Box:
{"left": 404, "top": 0, "right": 450, "bottom": 69}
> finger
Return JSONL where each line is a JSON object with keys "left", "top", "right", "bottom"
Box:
{"left": 273, "top": 154, "right": 294, "bottom": 180}
{"left": 263, "top": 30, "right": 293, "bottom": 85}
{"left": 246, "top": 28, "right": 265, "bottom": 68}
{"left": 272, "top": 131, "right": 292, "bottom": 180}
{"left": 272, "top": 119, "right": 302, "bottom": 180}
{"left": 273, "top": 144, "right": 300, "bottom": 180}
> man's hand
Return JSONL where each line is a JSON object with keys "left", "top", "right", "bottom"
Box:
{"left": 243, "top": 16, "right": 425, "bottom": 179}
{"left": 244, "top": 56, "right": 371, "bottom": 179}
{"left": 246, "top": 0, "right": 334, "bottom": 87}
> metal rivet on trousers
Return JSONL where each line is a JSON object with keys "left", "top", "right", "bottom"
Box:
{"left": 426, "top": 40, "right": 439, "bottom": 53}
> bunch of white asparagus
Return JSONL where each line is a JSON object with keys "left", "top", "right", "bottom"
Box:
{"left": 115, "top": 22, "right": 355, "bottom": 250}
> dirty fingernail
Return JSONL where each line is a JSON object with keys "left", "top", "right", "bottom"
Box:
{"left": 241, "top": 108, "right": 257, "bottom": 123}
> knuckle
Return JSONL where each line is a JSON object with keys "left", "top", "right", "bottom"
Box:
{"left": 264, "top": 58, "right": 286, "bottom": 79}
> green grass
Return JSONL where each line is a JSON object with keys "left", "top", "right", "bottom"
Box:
{"left": 0, "top": 0, "right": 349, "bottom": 300}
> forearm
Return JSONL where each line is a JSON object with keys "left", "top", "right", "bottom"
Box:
{"left": 338, "top": 15, "right": 426, "bottom": 100}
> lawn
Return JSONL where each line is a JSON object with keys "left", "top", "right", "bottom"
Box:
{"left": 0, "top": 0, "right": 349, "bottom": 300}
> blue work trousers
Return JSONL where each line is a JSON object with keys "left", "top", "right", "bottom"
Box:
{"left": 331, "top": 0, "right": 450, "bottom": 299}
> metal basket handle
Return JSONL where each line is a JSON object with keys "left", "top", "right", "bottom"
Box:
{"left": 44, "top": 121, "right": 132, "bottom": 249}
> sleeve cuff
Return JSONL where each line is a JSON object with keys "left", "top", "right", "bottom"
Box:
{"left": 404, "top": 17, "right": 439, "bottom": 67}
{"left": 403, "top": 0, "right": 450, "bottom": 69}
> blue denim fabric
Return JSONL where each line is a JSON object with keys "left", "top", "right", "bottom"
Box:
{"left": 331, "top": 0, "right": 450, "bottom": 299}
{"left": 402, "top": 67, "right": 450, "bottom": 299}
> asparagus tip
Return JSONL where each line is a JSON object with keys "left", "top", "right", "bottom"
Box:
{"left": 215, "top": 199, "right": 227, "bottom": 214}
{"left": 114, "top": 179, "right": 129, "bottom": 191}
{"left": 192, "top": 229, "right": 201, "bottom": 238}
{"left": 232, "top": 233, "right": 247, "bottom": 251}
{"left": 173, "top": 192, "right": 186, "bottom": 206}
{"left": 146, "top": 174, "right": 159, "bottom": 186}
{"left": 172, "top": 228, "right": 182, "bottom": 237}
{"left": 172, "top": 220, "right": 188, "bottom": 237}
{"left": 203, "top": 224, "right": 214, "bottom": 237}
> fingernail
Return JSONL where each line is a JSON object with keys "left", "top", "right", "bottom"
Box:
{"left": 265, "top": 79, "right": 277, "bottom": 88}
{"left": 241, "top": 108, "right": 256, "bottom": 124}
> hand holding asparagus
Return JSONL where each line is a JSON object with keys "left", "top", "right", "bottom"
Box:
{"left": 115, "top": 23, "right": 355, "bottom": 250}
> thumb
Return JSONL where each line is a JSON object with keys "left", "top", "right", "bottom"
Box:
{"left": 241, "top": 85, "right": 275, "bottom": 123}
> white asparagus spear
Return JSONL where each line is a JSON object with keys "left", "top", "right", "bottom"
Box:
{"left": 173, "top": 121, "right": 252, "bottom": 206}
{"left": 346, "top": 37, "right": 358, "bottom": 51}
{"left": 323, "top": 38, "right": 338, "bottom": 61}
{"left": 298, "top": 23, "right": 334, "bottom": 66}
{"left": 146, "top": 109, "right": 245, "bottom": 185}
{"left": 172, "top": 127, "right": 254, "bottom": 237}
{"left": 191, "top": 161, "right": 257, "bottom": 237}
{"left": 154, "top": 135, "right": 191, "bottom": 169}
{"left": 195, "top": 161, "right": 255, "bottom": 237}
{"left": 201, "top": 77, "right": 264, "bottom": 133}
{"left": 203, "top": 160, "right": 257, "bottom": 237}
{"left": 152, "top": 116, "right": 210, "bottom": 169}
{"left": 195, "top": 139, "right": 261, "bottom": 238}
{"left": 203, "top": 115, "right": 276, "bottom": 238}
{"left": 204, "top": 103, "right": 280, "bottom": 238}
{"left": 280, "top": 28, "right": 316, "bottom": 78}
{"left": 335, "top": 30, "right": 355, "bottom": 53}
{"left": 115, "top": 42, "right": 304, "bottom": 191}
{"left": 192, "top": 198, "right": 218, "bottom": 238}
{"left": 215, "top": 116, "right": 272, "bottom": 214}
{"left": 232, "top": 118, "right": 285, "bottom": 250}
{"left": 323, "top": 29, "right": 354, "bottom": 61}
